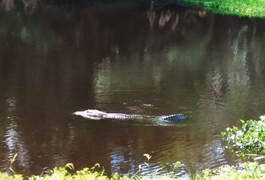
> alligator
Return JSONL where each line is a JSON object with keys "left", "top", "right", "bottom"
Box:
{"left": 73, "top": 109, "right": 187, "bottom": 122}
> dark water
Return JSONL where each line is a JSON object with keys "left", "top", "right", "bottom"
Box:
{"left": 0, "top": 3, "right": 265, "bottom": 177}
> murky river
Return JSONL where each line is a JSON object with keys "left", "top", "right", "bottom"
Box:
{"left": 0, "top": 2, "right": 265, "bottom": 177}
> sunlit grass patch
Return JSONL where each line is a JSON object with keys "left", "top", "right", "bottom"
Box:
{"left": 1, "top": 162, "right": 265, "bottom": 179}
{"left": 2, "top": 154, "right": 265, "bottom": 179}
{"left": 178, "top": 0, "right": 265, "bottom": 17}
{"left": 194, "top": 162, "right": 265, "bottom": 180}
{"left": 0, "top": 172, "right": 23, "bottom": 180}
{"left": 1, "top": 155, "right": 184, "bottom": 180}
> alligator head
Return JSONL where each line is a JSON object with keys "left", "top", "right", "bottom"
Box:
{"left": 73, "top": 109, "right": 107, "bottom": 120}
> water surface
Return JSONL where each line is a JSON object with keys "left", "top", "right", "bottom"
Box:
{"left": 0, "top": 3, "right": 265, "bottom": 177}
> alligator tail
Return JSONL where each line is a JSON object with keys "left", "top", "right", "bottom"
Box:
{"left": 162, "top": 114, "right": 187, "bottom": 122}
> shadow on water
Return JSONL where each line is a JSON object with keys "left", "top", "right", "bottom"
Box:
{"left": 0, "top": 1, "right": 265, "bottom": 177}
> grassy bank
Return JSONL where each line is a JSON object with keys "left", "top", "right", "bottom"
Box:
{"left": 148, "top": 0, "right": 265, "bottom": 17}
{"left": 2, "top": 162, "right": 265, "bottom": 179}
{"left": 174, "top": 0, "right": 265, "bottom": 17}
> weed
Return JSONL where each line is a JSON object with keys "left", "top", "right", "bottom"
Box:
{"left": 222, "top": 115, "right": 265, "bottom": 157}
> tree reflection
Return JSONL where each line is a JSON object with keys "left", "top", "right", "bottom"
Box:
{"left": 1, "top": 0, "right": 14, "bottom": 11}
{"left": 4, "top": 97, "right": 30, "bottom": 173}
{"left": 23, "top": 0, "right": 38, "bottom": 12}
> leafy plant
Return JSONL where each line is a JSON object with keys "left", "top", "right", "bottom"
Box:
{"left": 194, "top": 162, "right": 265, "bottom": 180}
{"left": 222, "top": 115, "right": 265, "bottom": 156}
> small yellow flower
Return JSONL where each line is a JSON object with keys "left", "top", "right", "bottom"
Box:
{"left": 175, "top": 161, "right": 181, "bottom": 166}
{"left": 65, "top": 163, "right": 75, "bottom": 170}
{"left": 143, "top": 154, "right": 152, "bottom": 161}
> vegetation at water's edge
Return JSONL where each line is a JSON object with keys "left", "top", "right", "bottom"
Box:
{"left": 222, "top": 115, "right": 265, "bottom": 158}
{"left": 152, "top": 0, "right": 265, "bottom": 17}
{"left": 103, "top": 0, "right": 265, "bottom": 17}
{"left": 180, "top": 0, "right": 265, "bottom": 17}
{"left": 194, "top": 162, "right": 265, "bottom": 179}
{"left": 2, "top": 162, "right": 265, "bottom": 179}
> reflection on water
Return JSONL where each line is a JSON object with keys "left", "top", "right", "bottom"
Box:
{"left": 0, "top": 3, "right": 265, "bottom": 177}
{"left": 5, "top": 97, "right": 29, "bottom": 171}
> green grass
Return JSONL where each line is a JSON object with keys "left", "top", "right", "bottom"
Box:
{"left": 180, "top": 0, "right": 265, "bottom": 17}
{"left": 194, "top": 162, "right": 265, "bottom": 180}
{"left": 2, "top": 162, "right": 265, "bottom": 180}
{"left": 153, "top": 0, "right": 265, "bottom": 17}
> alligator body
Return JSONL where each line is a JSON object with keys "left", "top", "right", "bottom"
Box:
{"left": 73, "top": 109, "right": 187, "bottom": 122}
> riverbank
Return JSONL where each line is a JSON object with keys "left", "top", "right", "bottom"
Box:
{"left": 2, "top": 162, "right": 265, "bottom": 179}
{"left": 156, "top": 0, "right": 265, "bottom": 17}
{"left": 186, "top": 0, "right": 265, "bottom": 17}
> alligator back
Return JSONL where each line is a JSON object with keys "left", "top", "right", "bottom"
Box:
{"left": 102, "top": 113, "right": 143, "bottom": 120}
